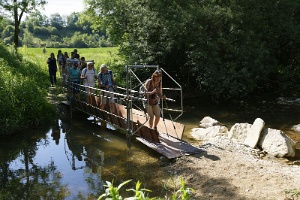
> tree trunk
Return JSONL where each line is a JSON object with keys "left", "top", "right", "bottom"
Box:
{"left": 13, "top": 0, "right": 19, "bottom": 51}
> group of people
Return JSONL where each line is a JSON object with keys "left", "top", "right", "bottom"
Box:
{"left": 47, "top": 49, "right": 116, "bottom": 110}
{"left": 47, "top": 49, "right": 165, "bottom": 130}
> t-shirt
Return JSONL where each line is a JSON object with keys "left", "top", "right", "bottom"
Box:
{"left": 69, "top": 67, "right": 80, "bottom": 82}
{"left": 57, "top": 54, "right": 64, "bottom": 61}
{"left": 82, "top": 68, "right": 97, "bottom": 86}
{"left": 98, "top": 70, "right": 114, "bottom": 87}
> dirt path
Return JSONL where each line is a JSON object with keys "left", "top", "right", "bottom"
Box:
{"left": 163, "top": 139, "right": 300, "bottom": 200}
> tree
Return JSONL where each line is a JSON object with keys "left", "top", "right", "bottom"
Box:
{"left": 84, "top": 0, "right": 300, "bottom": 100}
{"left": 49, "top": 13, "right": 64, "bottom": 30}
{"left": 0, "top": 0, "right": 46, "bottom": 51}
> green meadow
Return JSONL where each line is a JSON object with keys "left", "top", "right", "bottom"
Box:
{"left": 19, "top": 47, "right": 121, "bottom": 71}
{"left": 0, "top": 46, "right": 121, "bottom": 135}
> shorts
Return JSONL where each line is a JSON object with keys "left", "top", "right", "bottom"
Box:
{"left": 84, "top": 84, "right": 96, "bottom": 95}
{"left": 102, "top": 87, "right": 115, "bottom": 104}
{"left": 144, "top": 103, "right": 161, "bottom": 118}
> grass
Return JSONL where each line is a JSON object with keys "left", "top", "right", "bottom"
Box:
{"left": 0, "top": 46, "right": 121, "bottom": 135}
{"left": 19, "top": 47, "right": 121, "bottom": 71}
{"left": 0, "top": 45, "right": 55, "bottom": 135}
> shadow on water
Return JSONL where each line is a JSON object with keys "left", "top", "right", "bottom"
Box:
{"left": 1, "top": 97, "right": 300, "bottom": 199}
{"left": 0, "top": 109, "right": 179, "bottom": 199}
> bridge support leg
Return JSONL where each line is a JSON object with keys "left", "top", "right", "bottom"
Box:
{"left": 101, "top": 120, "right": 107, "bottom": 129}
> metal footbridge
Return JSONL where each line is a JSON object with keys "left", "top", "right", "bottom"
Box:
{"left": 64, "top": 65, "right": 202, "bottom": 159}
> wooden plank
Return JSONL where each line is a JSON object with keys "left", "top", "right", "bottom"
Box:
{"left": 156, "top": 119, "right": 184, "bottom": 140}
{"left": 109, "top": 113, "right": 121, "bottom": 128}
{"left": 114, "top": 103, "right": 127, "bottom": 117}
{"left": 96, "top": 108, "right": 105, "bottom": 119}
{"left": 102, "top": 110, "right": 111, "bottom": 122}
{"left": 136, "top": 122, "right": 153, "bottom": 141}
{"left": 89, "top": 105, "right": 97, "bottom": 116}
{"left": 136, "top": 134, "right": 203, "bottom": 159}
{"left": 116, "top": 116, "right": 126, "bottom": 129}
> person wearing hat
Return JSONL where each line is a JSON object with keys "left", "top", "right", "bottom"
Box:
{"left": 81, "top": 62, "right": 97, "bottom": 103}
{"left": 143, "top": 70, "right": 166, "bottom": 130}
{"left": 97, "top": 64, "right": 116, "bottom": 112}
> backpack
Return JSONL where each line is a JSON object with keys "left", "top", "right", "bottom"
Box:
{"left": 83, "top": 68, "right": 96, "bottom": 76}
{"left": 98, "top": 70, "right": 114, "bottom": 88}
{"left": 98, "top": 70, "right": 112, "bottom": 80}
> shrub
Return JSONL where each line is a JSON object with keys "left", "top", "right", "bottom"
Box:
{"left": 0, "top": 45, "right": 55, "bottom": 135}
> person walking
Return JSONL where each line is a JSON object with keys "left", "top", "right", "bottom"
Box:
{"left": 47, "top": 53, "right": 58, "bottom": 87}
{"left": 98, "top": 64, "right": 116, "bottom": 112}
{"left": 142, "top": 70, "right": 165, "bottom": 129}
{"left": 57, "top": 50, "right": 64, "bottom": 78}
{"left": 81, "top": 62, "right": 97, "bottom": 103}
{"left": 69, "top": 61, "right": 81, "bottom": 99}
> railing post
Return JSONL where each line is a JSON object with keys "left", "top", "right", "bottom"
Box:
{"left": 126, "top": 65, "right": 132, "bottom": 148}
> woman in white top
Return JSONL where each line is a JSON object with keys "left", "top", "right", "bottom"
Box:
{"left": 81, "top": 62, "right": 97, "bottom": 103}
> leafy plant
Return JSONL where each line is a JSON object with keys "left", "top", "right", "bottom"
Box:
{"left": 284, "top": 189, "right": 300, "bottom": 200}
{"left": 98, "top": 180, "right": 131, "bottom": 200}
{"left": 126, "top": 180, "right": 154, "bottom": 200}
{"left": 98, "top": 177, "right": 194, "bottom": 200}
{"left": 171, "top": 177, "right": 194, "bottom": 200}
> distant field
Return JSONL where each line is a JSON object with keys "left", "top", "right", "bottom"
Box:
{"left": 19, "top": 47, "right": 120, "bottom": 70}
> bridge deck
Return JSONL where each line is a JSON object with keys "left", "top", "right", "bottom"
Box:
{"left": 64, "top": 97, "right": 201, "bottom": 159}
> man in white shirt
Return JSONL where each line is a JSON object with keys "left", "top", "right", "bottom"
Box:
{"left": 81, "top": 62, "right": 97, "bottom": 103}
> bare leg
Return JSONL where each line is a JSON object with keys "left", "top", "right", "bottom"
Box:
{"left": 154, "top": 115, "right": 160, "bottom": 129}
{"left": 109, "top": 103, "right": 115, "bottom": 113}
{"left": 149, "top": 115, "right": 154, "bottom": 128}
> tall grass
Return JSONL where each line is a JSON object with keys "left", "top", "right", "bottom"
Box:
{"left": 21, "top": 47, "right": 121, "bottom": 70}
{"left": 0, "top": 46, "right": 124, "bottom": 135}
{"left": 20, "top": 47, "right": 127, "bottom": 86}
{"left": 0, "top": 45, "right": 55, "bottom": 135}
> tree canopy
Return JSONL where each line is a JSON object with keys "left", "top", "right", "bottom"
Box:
{"left": 0, "top": 0, "right": 47, "bottom": 50}
{"left": 83, "top": 0, "right": 300, "bottom": 100}
{"left": 1, "top": 0, "right": 299, "bottom": 100}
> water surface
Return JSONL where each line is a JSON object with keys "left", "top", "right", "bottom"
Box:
{"left": 1, "top": 99, "right": 300, "bottom": 199}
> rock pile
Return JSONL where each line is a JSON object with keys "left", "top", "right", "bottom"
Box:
{"left": 191, "top": 116, "right": 296, "bottom": 158}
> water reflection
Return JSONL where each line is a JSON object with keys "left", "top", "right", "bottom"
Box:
{"left": 0, "top": 114, "right": 167, "bottom": 200}
{"left": 0, "top": 125, "right": 70, "bottom": 199}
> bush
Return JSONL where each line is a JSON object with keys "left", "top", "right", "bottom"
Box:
{"left": 0, "top": 45, "right": 55, "bottom": 135}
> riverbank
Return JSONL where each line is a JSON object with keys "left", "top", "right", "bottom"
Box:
{"left": 49, "top": 83, "right": 300, "bottom": 199}
{"left": 163, "top": 138, "right": 300, "bottom": 200}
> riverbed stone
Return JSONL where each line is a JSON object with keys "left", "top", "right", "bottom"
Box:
{"left": 191, "top": 126, "right": 228, "bottom": 140}
{"left": 228, "top": 123, "right": 251, "bottom": 143}
{"left": 291, "top": 124, "right": 300, "bottom": 132}
{"left": 258, "top": 128, "right": 296, "bottom": 158}
{"left": 244, "top": 118, "right": 265, "bottom": 148}
{"left": 199, "top": 116, "right": 220, "bottom": 128}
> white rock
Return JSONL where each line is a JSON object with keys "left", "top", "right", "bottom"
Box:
{"left": 244, "top": 118, "right": 265, "bottom": 148}
{"left": 199, "top": 116, "right": 219, "bottom": 128}
{"left": 228, "top": 123, "right": 251, "bottom": 143}
{"left": 258, "top": 128, "right": 296, "bottom": 158}
{"left": 291, "top": 124, "right": 300, "bottom": 132}
{"left": 191, "top": 126, "right": 228, "bottom": 140}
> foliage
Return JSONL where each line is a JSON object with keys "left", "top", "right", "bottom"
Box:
{"left": 98, "top": 177, "right": 193, "bottom": 200}
{"left": 98, "top": 180, "right": 131, "bottom": 200}
{"left": 0, "top": 0, "right": 47, "bottom": 50}
{"left": 0, "top": 44, "right": 55, "bottom": 135}
{"left": 284, "top": 189, "right": 300, "bottom": 200}
{"left": 84, "top": 0, "right": 300, "bottom": 100}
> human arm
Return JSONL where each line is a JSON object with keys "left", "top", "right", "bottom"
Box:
{"left": 80, "top": 69, "right": 86, "bottom": 80}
